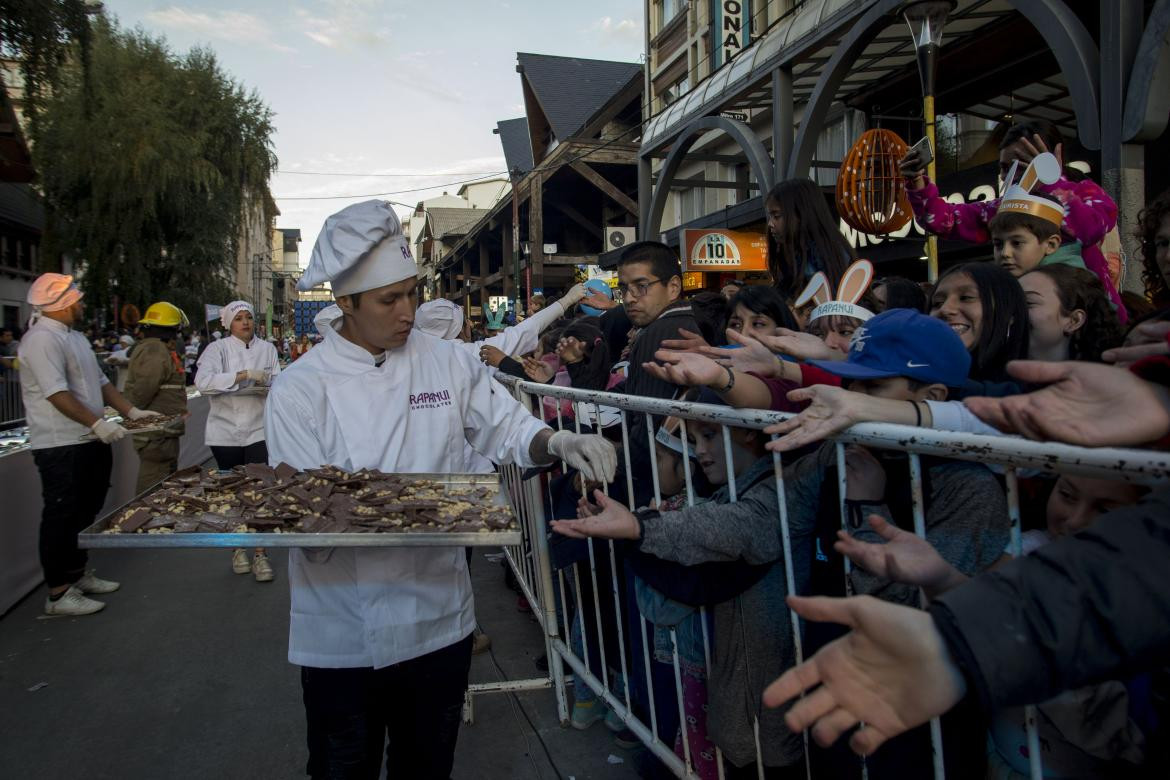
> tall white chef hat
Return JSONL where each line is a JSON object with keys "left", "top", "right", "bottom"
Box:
{"left": 221, "top": 300, "right": 255, "bottom": 328}
{"left": 298, "top": 200, "right": 417, "bottom": 297}
{"left": 414, "top": 299, "right": 465, "bottom": 340}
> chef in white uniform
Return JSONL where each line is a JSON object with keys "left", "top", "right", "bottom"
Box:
{"left": 412, "top": 283, "right": 584, "bottom": 357}
{"left": 195, "top": 299, "right": 281, "bottom": 581}
{"left": 266, "top": 200, "right": 616, "bottom": 779}
{"left": 18, "top": 273, "right": 161, "bottom": 616}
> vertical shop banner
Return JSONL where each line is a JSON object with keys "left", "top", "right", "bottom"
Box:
{"left": 713, "top": 0, "right": 751, "bottom": 69}
{"left": 681, "top": 229, "right": 769, "bottom": 272}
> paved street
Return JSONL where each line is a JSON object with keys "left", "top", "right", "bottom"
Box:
{"left": 0, "top": 540, "right": 641, "bottom": 779}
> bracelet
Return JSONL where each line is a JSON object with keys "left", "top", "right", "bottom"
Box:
{"left": 910, "top": 400, "right": 922, "bottom": 427}
{"left": 719, "top": 365, "right": 736, "bottom": 393}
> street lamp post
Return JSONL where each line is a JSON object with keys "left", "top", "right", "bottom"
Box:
{"left": 902, "top": 0, "right": 955, "bottom": 282}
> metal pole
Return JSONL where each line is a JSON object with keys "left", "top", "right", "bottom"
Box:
{"left": 924, "top": 92, "right": 939, "bottom": 282}
{"left": 511, "top": 171, "right": 522, "bottom": 316}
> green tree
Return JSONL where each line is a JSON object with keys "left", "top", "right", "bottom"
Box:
{"left": 32, "top": 19, "right": 277, "bottom": 323}
{"left": 0, "top": 0, "right": 93, "bottom": 123}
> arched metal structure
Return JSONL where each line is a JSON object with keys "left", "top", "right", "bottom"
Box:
{"left": 788, "top": 0, "right": 1105, "bottom": 179}
{"left": 643, "top": 115, "right": 775, "bottom": 239}
{"left": 1123, "top": 0, "right": 1170, "bottom": 141}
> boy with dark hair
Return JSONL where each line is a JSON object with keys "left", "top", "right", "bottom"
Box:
{"left": 553, "top": 309, "right": 1010, "bottom": 779}
{"left": 989, "top": 190, "right": 1087, "bottom": 277}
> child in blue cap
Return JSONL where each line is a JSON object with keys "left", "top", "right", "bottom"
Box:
{"left": 552, "top": 309, "right": 1010, "bottom": 778}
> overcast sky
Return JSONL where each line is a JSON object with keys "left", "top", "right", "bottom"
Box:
{"left": 103, "top": 1, "right": 645, "bottom": 265}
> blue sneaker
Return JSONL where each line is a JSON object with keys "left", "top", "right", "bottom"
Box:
{"left": 570, "top": 699, "right": 605, "bottom": 730}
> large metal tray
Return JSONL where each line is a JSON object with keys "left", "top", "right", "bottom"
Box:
{"left": 79, "top": 472, "right": 522, "bottom": 549}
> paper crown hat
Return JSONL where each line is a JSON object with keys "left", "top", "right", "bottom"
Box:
{"left": 794, "top": 259, "right": 876, "bottom": 323}
{"left": 997, "top": 152, "right": 1065, "bottom": 227}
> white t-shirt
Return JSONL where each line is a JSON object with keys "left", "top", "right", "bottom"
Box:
{"left": 18, "top": 317, "right": 109, "bottom": 449}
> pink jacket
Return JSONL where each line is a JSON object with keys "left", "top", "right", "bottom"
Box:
{"left": 907, "top": 176, "right": 1125, "bottom": 322}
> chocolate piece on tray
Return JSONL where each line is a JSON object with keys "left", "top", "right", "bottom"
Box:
{"left": 298, "top": 514, "right": 330, "bottom": 533}
{"left": 173, "top": 517, "right": 201, "bottom": 533}
{"left": 244, "top": 463, "right": 277, "bottom": 485}
{"left": 142, "top": 515, "right": 177, "bottom": 531}
{"left": 117, "top": 507, "right": 153, "bottom": 533}
{"left": 244, "top": 517, "right": 285, "bottom": 529}
{"left": 274, "top": 462, "right": 298, "bottom": 483}
{"left": 196, "top": 514, "right": 235, "bottom": 533}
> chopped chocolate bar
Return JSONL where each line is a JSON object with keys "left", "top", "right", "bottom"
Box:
{"left": 117, "top": 507, "right": 153, "bottom": 533}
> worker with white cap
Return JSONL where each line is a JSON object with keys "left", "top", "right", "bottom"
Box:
{"left": 195, "top": 299, "right": 281, "bottom": 582}
{"left": 17, "top": 273, "right": 162, "bottom": 616}
{"left": 413, "top": 283, "right": 585, "bottom": 362}
{"left": 267, "top": 200, "right": 616, "bottom": 778}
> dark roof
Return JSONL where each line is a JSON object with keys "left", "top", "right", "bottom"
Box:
{"left": 495, "top": 118, "right": 533, "bottom": 176}
{"left": 426, "top": 207, "right": 484, "bottom": 240}
{"left": 516, "top": 53, "right": 641, "bottom": 142}
{"left": 0, "top": 183, "right": 44, "bottom": 231}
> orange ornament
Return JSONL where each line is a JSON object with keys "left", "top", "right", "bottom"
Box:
{"left": 836, "top": 129, "right": 913, "bottom": 235}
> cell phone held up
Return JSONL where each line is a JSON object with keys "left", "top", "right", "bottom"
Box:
{"left": 909, "top": 136, "right": 934, "bottom": 168}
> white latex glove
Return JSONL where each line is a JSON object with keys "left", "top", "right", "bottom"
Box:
{"left": 557, "top": 283, "right": 588, "bottom": 310}
{"left": 547, "top": 430, "right": 617, "bottom": 483}
{"left": 245, "top": 369, "right": 269, "bottom": 384}
{"left": 127, "top": 407, "right": 161, "bottom": 420}
{"left": 90, "top": 418, "right": 127, "bottom": 444}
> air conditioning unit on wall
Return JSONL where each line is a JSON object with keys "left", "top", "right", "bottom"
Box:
{"left": 605, "top": 226, "right": 636, "bottom": 250}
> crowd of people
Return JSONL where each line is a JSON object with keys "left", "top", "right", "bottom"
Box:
{"left": 9, "top": 116, "right": 1170, "bottom": 779}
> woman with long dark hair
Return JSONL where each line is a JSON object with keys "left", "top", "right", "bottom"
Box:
{"left": 764, "top": 178, "right": 854, "bottom": 299}
{"left": 930, "top": 263, "right": 1029, "bottom": 385}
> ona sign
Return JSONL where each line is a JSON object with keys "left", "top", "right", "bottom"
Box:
{"left": 713, "top": 0, "right": 751, "bottom": 68}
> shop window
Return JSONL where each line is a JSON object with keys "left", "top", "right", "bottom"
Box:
{"left": 661, "top": 73, "right": 690, "bottom": 106}
{"left": 660, "top": 0, "right": 685, "bottom": 28}
{"left": 680, "top": 174, "right": 705, "bottom": 223}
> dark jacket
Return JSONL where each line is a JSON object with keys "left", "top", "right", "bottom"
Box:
{"left": 932, "top": 483, "right": 1170, "bottom": 714}
{"left": 618, "top": 301, "right": 699, "bottom": 507}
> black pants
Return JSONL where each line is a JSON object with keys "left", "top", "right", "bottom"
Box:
{"left": 301, "top": 634, "right": 474, "bottom": 779}
{"left": 32, "top": 441, "right": 113, "bottom": 589}
{"left": 210, "top": 441, "right": 269, "bottom": 470}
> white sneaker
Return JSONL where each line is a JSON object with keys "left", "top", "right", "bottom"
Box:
{"left": 75, "top": 570, "right": 120, "bottom": 594}
{"left": 232, "top": 548, "right": 251, "bottom": 574}
{"left": 252, "top": 553, "right": 274, "bottom": 582}
{"left": 45, "top": 586, "right": 105, "bottom": 616}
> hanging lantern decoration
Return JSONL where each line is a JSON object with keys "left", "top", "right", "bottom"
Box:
{"left": 836, "top": 128, "right": 913, "bottom": 235}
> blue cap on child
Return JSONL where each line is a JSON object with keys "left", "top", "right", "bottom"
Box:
{"left": 807, "top": 308, "right": 971, "bottom": 387}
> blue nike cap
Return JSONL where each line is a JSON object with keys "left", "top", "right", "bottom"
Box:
{"left": 807, "top": 308, "right": 971, "bottom": 387}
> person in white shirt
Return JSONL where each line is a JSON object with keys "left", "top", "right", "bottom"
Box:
{"left": 195, "top": 300, "right": 281, "bottom": 582}
{"left": 267, "top": 200, "right": 616, "bottom": 779}
{"left": 17, "top": 274, "right": 162, "bottom": 616}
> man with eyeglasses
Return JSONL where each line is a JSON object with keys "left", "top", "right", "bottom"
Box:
{"left": 613, "top": 240, "right": 699, "bottom": 507}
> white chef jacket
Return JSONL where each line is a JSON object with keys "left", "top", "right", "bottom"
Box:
{"left": 18, "top": 316, "right": 109, "bottom": 450}
{"left": 195, "top": 335, "right": 281, "bottom": 447}
{"left": 265, "top": 313, "right": 549, "bottom": 669}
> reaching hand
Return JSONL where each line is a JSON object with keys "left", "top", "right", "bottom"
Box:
{"left": 765, "top": 385, "right": 869, "bottom": 452}
{"left": 644, "top": 349, "right": 726, "bottom": 387}
{"left": 551, "top": 490, "right": 640, "bottom": 540}
{"left": 898, "top": 150, "right": 926, "bottom": 190}
{"left": 580, "top": 291, "right": 618, "bottom": 311}
{"left": 547, "top": 430, "right": 618, "bottom": 483}
{"left": 127, "top": 407, "right": 161, "bottom": 421}
{"left": 757, "top": 328, "right": 845, "bottom": 362}
{"left": 522, "top": 356, "right": 556, "bottom": 383}
{"left": 761, "top": 595, "right": 967, "bottom": 755}
{"left": 1015, "top": 133, "right": 1063, "bottom": 169}
{"left": 558, "top": 283, "right": 588, "bottom": 309}
{"left": 702, "top": 329, "right": 785, "bottom": 378}
{"left": 660, "top": 327, "right": 710, "bottom": 353}
{"left": 245, "top": 369, "right": 269, "bottom": 384}
{"left": 1102, "top": 320, "right": 1170, "bottom": 366}
{"left": 479, "top": 344, "right": 507, "bottom": 368}
{"left": 835, "top": 515, "right": 968, "bottom": 599}
{"left": 963, "top": 360, "right": 1170, "bottom": 447}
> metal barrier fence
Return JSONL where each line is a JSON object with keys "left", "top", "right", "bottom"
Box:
{"left": 1, "top": 373, "right": 25, "bottom": 429}
{"left": 469, "top": 376, "right": 1168, "bottom": 780}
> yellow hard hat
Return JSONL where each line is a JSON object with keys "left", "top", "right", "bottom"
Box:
{"left": 140, "top": 301, "right": 189, "bottom": 328}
